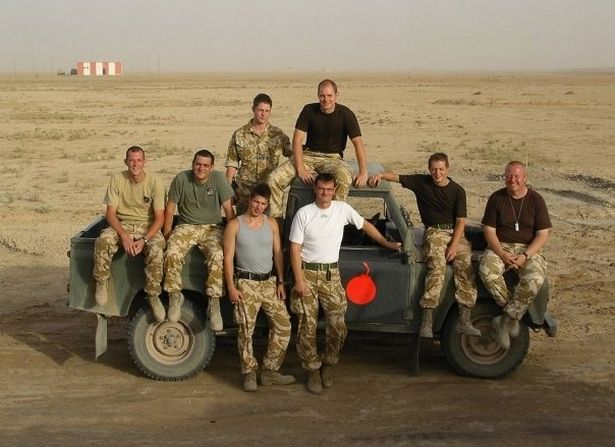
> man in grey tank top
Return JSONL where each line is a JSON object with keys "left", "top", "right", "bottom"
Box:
{"left": 223, "top": 183, "right": 295, "bottom": 391}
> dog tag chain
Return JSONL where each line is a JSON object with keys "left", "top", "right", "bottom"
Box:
{"left": 508, "top": 194, "right": 526, "bottom": 232}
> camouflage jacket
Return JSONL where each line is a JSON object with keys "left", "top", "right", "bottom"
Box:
{"left": 225, "top": 121, "right": 291, "bottom": 187}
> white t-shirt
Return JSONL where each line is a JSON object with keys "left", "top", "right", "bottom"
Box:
{"left": 289, "top": 201, "right": 365, "bottom": 263}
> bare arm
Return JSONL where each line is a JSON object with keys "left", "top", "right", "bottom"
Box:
{"left": 222, "top": 199, "right": 236, "bottom": 221}
{"left": 222, "top": 219, "right": 241, "bottom": 303}
{"left": 105, "top": 205, "right": 138, "bottom": 256}
{"left": 368, "top": 171, "right": 400, "bottom": 187}
{"left": 525, "top": 229, "right": 550, "bottom": 258}
{"left": 269, "top": 217, "right": 286, "bottom": 300}
{"left": 350, "top": 136, "right": 368, "bottom": 187}
{"left": 290, "top": 241, "right": 307, "bottom": 297}
{"left": 225, "top": 166, "right": 238, "bottom": 185}
{"left": 163, "top": 201, "right": 177, "bottom": 239}
{"left": 292, "top": 128, "right": 313, "bottom": 184}
{"left": 361, "top": 220, "right": 402, "bottom": 252}
{"left": 445, "top": 217, "right": 466, "bottom": 261}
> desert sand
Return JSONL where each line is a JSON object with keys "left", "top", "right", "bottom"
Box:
{"left": 1, "top": 72, "right": 614, "bottom": 446}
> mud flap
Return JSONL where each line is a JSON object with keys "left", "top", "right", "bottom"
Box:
{"left": 95, "top": 313, "right": 108, "bottom": 360}
{"left": 408, "top": 334, "right": 421, "bottom": 376}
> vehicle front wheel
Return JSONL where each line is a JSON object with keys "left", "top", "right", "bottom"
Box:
{"left": 441, "top": 301, "right": 529, "bottom": 379}
{"left": 128, "top": 299, "right": 215, "bottom": 381}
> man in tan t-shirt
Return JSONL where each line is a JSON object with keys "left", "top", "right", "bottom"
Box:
{"left": 92, "top": 146, "right": 167, "bottom": 322}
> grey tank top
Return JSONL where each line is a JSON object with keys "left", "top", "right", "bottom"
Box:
{"left": 235, "top": 215, "right": 274, "bottom": 274}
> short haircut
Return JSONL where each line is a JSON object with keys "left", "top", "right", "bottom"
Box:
{"left": 253, "top": 93, "right": 272, "bottom": 108}
{"left": 506, "top": 160, "right": 526, "bottom": 172}
{"left": 314, "top": 172, "right": 337, "bottom": 186}
{"left": 249, "top": 182, "right": 271, "bottom": 201}
{"left": 125, "top": 145, "right": 145, "bottom": 159}
{"left": 193, "top": 149, "right": 215, "bottom": 164}
{"left": 428, "top": 152, "right": 449, "bottom": 168}
{"left": 318, "top": 79, "right": 338, "bottom": 94}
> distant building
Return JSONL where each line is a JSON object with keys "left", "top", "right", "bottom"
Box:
{"left": 76, "top": 61, "right": 122, "bottom": 76}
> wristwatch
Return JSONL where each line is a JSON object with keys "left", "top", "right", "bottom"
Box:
{"left": 143, "top": 237, "right": 149, "bottom": 245}
{"left": 523, "top": 251, "right": 531, "bottom": 260}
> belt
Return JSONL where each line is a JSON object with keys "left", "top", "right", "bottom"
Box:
{"left": 234, "top": 270, "right": 273, "bottom": 281}
{"left": 426, "top": 223, "right": 454, "bottom": 230}
{"left": 302, "top": 262, "right": 338, "bottom": 271}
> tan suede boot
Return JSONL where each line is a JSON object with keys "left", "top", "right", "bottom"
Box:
{"left": 208, "top": 297, "right": 223, "bottom": 331}
{"left": 147, "top": 295, "right": 166, "bottom": 323}
{"left": 419, "top": 308, "right": 434, "bottom": 338}
{"left": 306, "top": 369, "right": 323, "bottom": 394}
{"left": 167, "top": 291, "right": 184, "bottom": 323}
{"left": 94, "top": 280, "right": 108, "bottom": 306}
{"left": 456, "top": 306, "right": 482, "bottom": 336}
{"left": 243, "top": 371, "right": 257, "bottom": 392}
{"left": 260, "top": 370, "right": 296, "bottom": 386}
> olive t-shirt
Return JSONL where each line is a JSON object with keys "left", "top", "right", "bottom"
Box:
{"left": 168, "top": 170, "right": 233, "bottom": 225}
{"left": 481, "top": 188, "right": 551, "bottom": 244}
{"left": 295, "top": 103, "right": 361, "bottom": 155}
{"left": 398, "top": 174, "right": 467, "bottom": 225}
{"left": 104, "top": 171, "right": 165, "bottom": 225}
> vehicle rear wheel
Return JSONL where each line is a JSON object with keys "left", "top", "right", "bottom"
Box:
{"left": 441, "top": 301, "right": 529, "bottom": 379}
{"left": 128, "top": 299, "right": 215, "bottom": 381}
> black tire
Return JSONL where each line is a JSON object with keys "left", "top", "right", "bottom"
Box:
{"left": 128, "top": 299, "right": 215, "bottom": 381}
{"left": 440, "top": 301, "right": 529, "bottom": 379}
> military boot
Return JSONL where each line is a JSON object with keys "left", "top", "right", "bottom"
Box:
{"left": 148, "top": 295, "right": 166, "bottom": 323}
{"left": 306, "top": 369, "right": 323, "bottom": 395}
{"left": 492, "top": 315, "right": 514, "bottom": 350}
{"left": 456, "top": 306, "right": 482, "bottom": 337}
{"left": 167, "top": 291, "right": 184, "bottom": 323}
{"left": 419, "top": 308, "right": 434, "bottom": 338}
{"left": 321, "top": 364, "right": 334, "bottom": 388}
{"left": 243, "top": 371, "right": 257, "bottom": 392}
{"left": 208, "top": 297, "right": 223, "bottom": 331}
{"left": 260, "top": 370, "right": 296, "bottom": 386}
{"left": 94, "top": 280, "right": 108, "bottom": 306}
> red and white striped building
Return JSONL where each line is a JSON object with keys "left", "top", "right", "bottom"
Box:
{"left": 76, "top": 61, "right": 122, "bottom": 76}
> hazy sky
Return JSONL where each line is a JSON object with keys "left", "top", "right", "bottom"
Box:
{"left": 2, "top": 0, "right": 614, "bottom": 73}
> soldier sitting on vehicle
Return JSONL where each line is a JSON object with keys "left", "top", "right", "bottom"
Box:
{"left": 479, "top": 161, "right": 551, "bottom": 350}
{"left": 163, "top": 149, "right": 235, "bottom": 328}
{"left": 92, "top": 145, "right": 166, "bottom": 321}
{"left": 369, "top": 152, "right": 481, "bottom": 339}
{"left": 225, "top": 93, "right": 291, "bottom": 215}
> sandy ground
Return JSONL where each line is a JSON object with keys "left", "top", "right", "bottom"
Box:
{"left": 1, "top": 72, "right": 614, "bottom": 446}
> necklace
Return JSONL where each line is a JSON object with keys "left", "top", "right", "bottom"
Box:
{"left": 508, "top": 194, "right": 525, "bottom": 232}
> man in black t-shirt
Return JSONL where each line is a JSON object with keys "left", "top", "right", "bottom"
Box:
{"left": 369, "top": 153, "right": 480, "bottom": 339}
{"left": 267, "top": 79, "right": 369, "bottom": 217}
{"left": 479, "top": 161, "right": 551, "bottom": 350}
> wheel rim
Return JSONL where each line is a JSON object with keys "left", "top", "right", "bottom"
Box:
{"left": 459, "top": 315, "right": 508, "bottom": 365}
{"left": 145, "top": 321, "right": 194, "bottom": 365}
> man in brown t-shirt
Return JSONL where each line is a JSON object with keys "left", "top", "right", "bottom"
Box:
{"left": 479, "top": 161, "right": 551, "bottom": 350}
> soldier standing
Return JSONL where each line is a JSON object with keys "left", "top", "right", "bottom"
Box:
{"left": 479, "top": 161, "right": 551, "bottom": 349}
{"left": 163, "top": 149, "right": 235, "bottom": 328}
{"left": 223, "top": 183, "right": 295, "bottom": 391}
{"left": 92, "top": 146, "right": 167, "bottom": 322}
{"left": 268, "top": 79, "right": 369, "bottom": 218}
{"left": 289, "top": 173, "right": 401, "bottom": 394}
{"left": 225, "top": 93, "right": 291, "bottom": 215}
{"left": 369, "top": 152, "right": 481, "bottom": 338}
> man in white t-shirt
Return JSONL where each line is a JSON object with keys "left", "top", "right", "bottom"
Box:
{"left": 289, "top": 172, "right": 401, "bottom": 394}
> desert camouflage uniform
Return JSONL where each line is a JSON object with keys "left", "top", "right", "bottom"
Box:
{"left": 226, "top": 122, "right": 290, "bottom": 215}
{"left": 267, "top": 152, "right": 353, "bottom": 217}
{"left": 420, "top": 228, "right": 477, "bottom": 309}
{"left": 93, "top": 223, "right": 165, "bottom": 297}
{"left": 479, "top": 242, "right": 548, "bottom": 320}
{"left": 233, "top": 277, "right": 291, "bottom": 374}
{"left": 163, "top": 224, "right": 225, "bottom": 299}
{"left": 290, "top": 267, "right": 347, "bottom": 371}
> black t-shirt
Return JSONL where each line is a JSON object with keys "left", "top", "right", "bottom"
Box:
{"left": 399, "top": 174, "right": 467, "bottom": 225}
{"left": 295, "top": 103, "right": 362, "bottom": 155}
{"left": 481, "top": 188, "right": 551, "bottom": 244}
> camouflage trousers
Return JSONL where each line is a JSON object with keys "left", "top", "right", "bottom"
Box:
{"left": 233, "top": 181, "right": 253, "bottom": 216}
{"left": 420, "top": 228, "right": 477, "bottom": 309}
{"left": 267, "top": 152, "right": 353, "bottom": 217}
{"left": 233, "top": 277, "right": 291, "bottom": 374}
{"left": 93, "top": 223, "right": 165, "bottom": 297}
{"left": 163, "top": 224, "right": 225, "bottom": 299}
{"left": 479, "top": 243, "right": 548, "bottom": 320}
{"left": 290, "top": 267, "right": 347, "bottom": 371}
